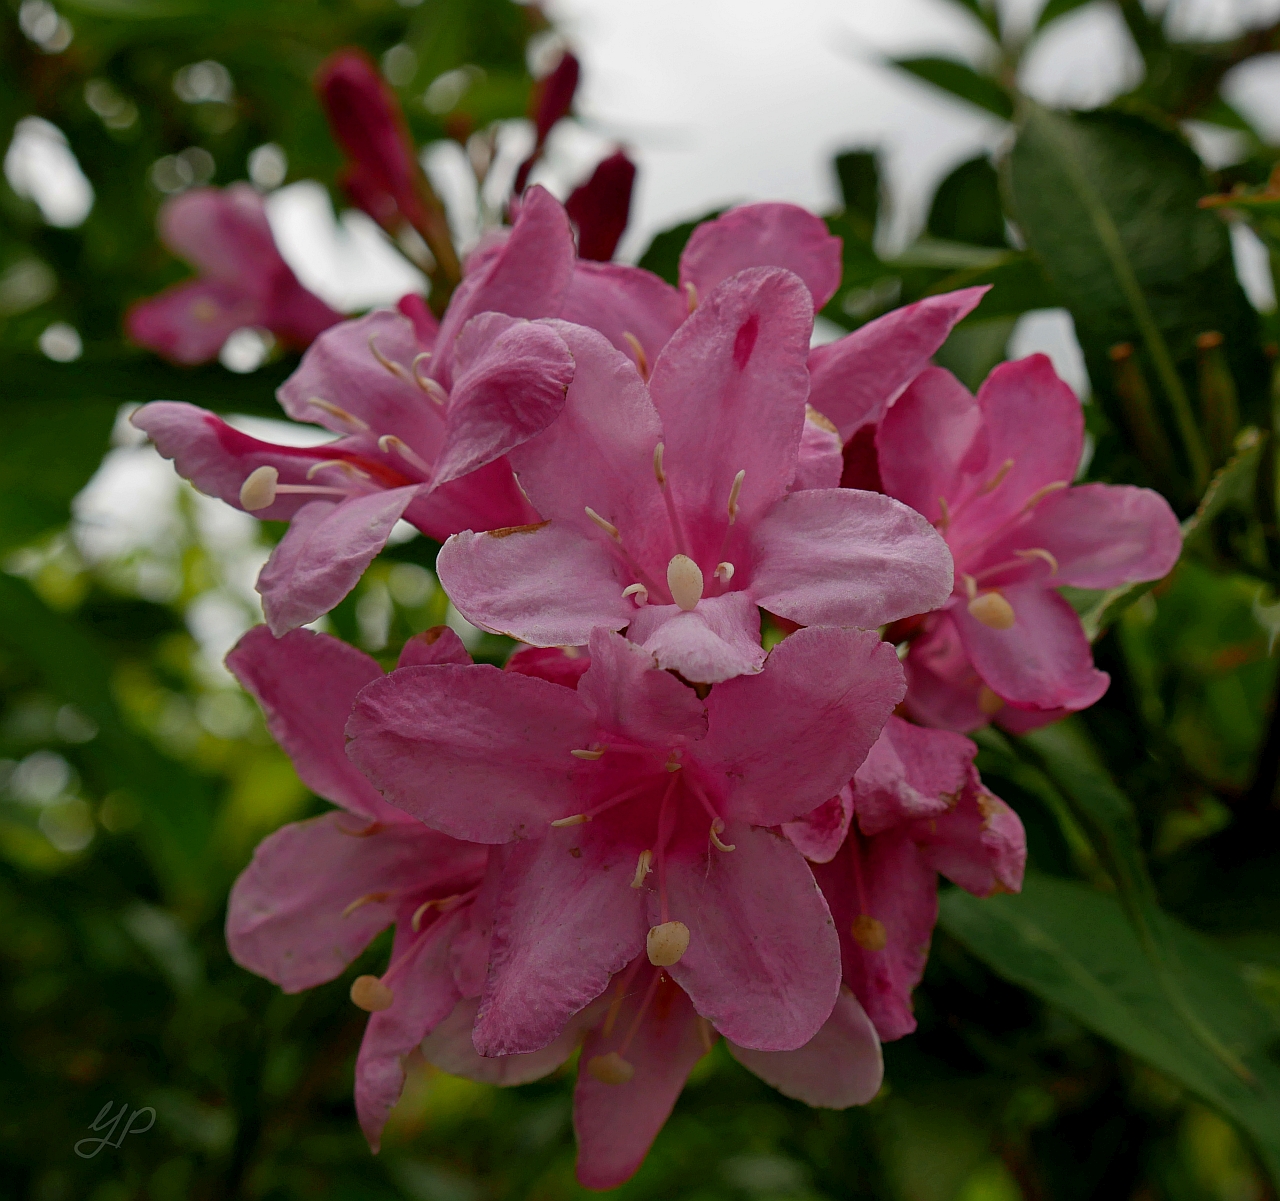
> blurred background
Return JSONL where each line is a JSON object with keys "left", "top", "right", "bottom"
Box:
{"left": 4, "top": 0, "right": 1280, "bottom": 1198}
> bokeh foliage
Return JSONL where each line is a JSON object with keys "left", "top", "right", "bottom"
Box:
{"left": 3, "top": 1, "right": 1280, "bottom": 1199}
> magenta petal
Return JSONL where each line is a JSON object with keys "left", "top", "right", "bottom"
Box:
{"left": 560, "top": 260, "right": 687, "bottom": 367}
{"left": 728, "top": 987, "right": 882, "bottom": 1108}
{"left": 126, "top": 279, "right": 255, "bottom": 364}
{"left": 356, "top": 913, "right": 464, "bottom": 1151}
{"left": 475, "top": 826, "right": 646, "bottom": 1055}
{"left": 226, "top": 625, "right": 391, "bottom": 820}
{"left": 226, "top": 813, "right": 441, "bottom": 992}
{"left": 989, "top": 482, "right": 1182, "bottom": 589}
{"left": 902, "top": 616, "right": 990, "bottom": 733}
{"left": 433, "top": 314, "right": 575, "bottom": 486}
{"left": 627, "top": 593, "right": 766, "bottom": 685}
{"left": 437, "top": 523, "right": 633, "bottom": 646}
{"left": 953, "top": 584, "right": 1109, "bottom": 710}
{"left": 160, "top": 182, "right": 281, "bottom": 282}
{"left": 346, "top": 662, "right": 597, "bottom": 843}
{"left": 916, "top": 780, "right": 1026, "bottom": 897}
{"left": 574, "top": 967, "right": 707, "bottom": 1190}
{"left": 422, "top": 996, "right": 591, "bottom": 1085}
{"left": 782, "top": 786, "right": 853, "bottom": 864}
{"left": 578, "top": 629, "right": 707, "bottom": 746}
{"left": 702, "top": 627, "right": 904, "bottom": 827}
{"left": 404, "top": 456, "right": 536, "bottom": 542}
{"left": 808, "top": 287, "right": 987, "bottom": 441}
{"left": 749, "top": 488, "right": 954, "bottom": 629}
{"left": 679, "top": 202, "right": 843, "bottom": 309}
{"left": 396, "top": 625, "right": 472, "bottom": 668}
{"left": 791, "top": 411, "right": 845, "bottom": 491}
{"left": 256, "top": 488, "right": 418, "bottom": 635}
{"left": 852, "top": 716, "right": 975, "bottom": 836}
{"left": 505, "top": 645, "right": 592, "bottom": 689}
{"left": 662, "top": 823, "right": 840, "bottom": 1051}
{"left": 649, "top": 267, "right": 813, "bottom": 550}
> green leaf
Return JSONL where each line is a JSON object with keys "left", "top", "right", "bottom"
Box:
{"left": 1008, "top": 104, "right": 1268, "bottom": 493}
{"left": 891, "top": 58, "right": 1013, "bottom": 121}
{"left": 833, "top": 150, "right": 880, "bottom": 235}
{"left": 1182, "top": 427, "right": 1265, "bottom": 550}
{"left": 940, "top": 873, "right": 1280, "bottom": 1183}
{"left": 1035, "top": 0, "right": 1094, "bottom": 31}
{"left": 636, "top": 210, "right": 726, "bottom": 287}
{"left": 927, "top": 156, "right": 1007, "bottom": 249}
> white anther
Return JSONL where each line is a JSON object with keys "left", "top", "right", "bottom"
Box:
{"left": 369, "top": 334, "right": 411, "bottom": 381}
{"left": 570, "top": 747, "right": 605, "bottom": 761}
{"left": 684, "top": 281, "right": 698, "bottom": 312}
{"left": 714, "top": 562, "right": 734, "bottom": 584}
{"left": 551, "top": 812, "right": 590, "bottom": 826}
{"left": 587, "top": 1052, "right": 635, "bottom": 1085}
{"left": 410, "top": 900, "right": 434, "bottom": 931}
{"left": 727, "top": 469, "right": 745, "bottom": 524}
{"left": 306, "top": 459, "right": 370, "bottom": 482}
{"left": 350, "top": 975, "right": 394, "bottom": 1011}
{"left": 308, "top": 397, "right": 370, "bottom": 432}
{"left": 710, "top": 818, "right": 735, "bottom": 852}
{"left": 1015, "top": 547, "right": 1059, "bottom": 575}
{"left": 631, "top": 849, "right": 653, "bottom": 889}
{"left": 623, "top": 583, "right": 649, "bottom": 606}
{"left": 667, "top": 554, "right": 704, "bottom": 611}
{"left": 411, "top": 352, "right": 443, "bottom": 401}
{"left": 981, "top": 458, "right": 1014, "bottom": 494}
{"left": 961, "top": 572, "right": 978, "bottom": 602}
{"left": 377, "top": 434, "right": 433, "bottom": 476}
{"left": 968, "top": 591, "right": 1016, "bottom": 630}
{"left": 647, "top": 920, "right": 690, "bottom": 966}
{"left": 239, "top": 465, "right": 279, "bottom": 511}
{"left": 653, "top": 442, "right": 666, "bottom": 486}
{"left": 585, "top": 506, "right": 620, "bottom": 540}
{"left": 622, "top": 331, "right": 649, "bottom": 381}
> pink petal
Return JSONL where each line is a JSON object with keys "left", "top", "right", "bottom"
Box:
{"left": 728, "top": 987, "right": 882, "bottom": 1108}
{"left": 953, "top": 584, "right": 1109, "bottom": 711}
{"left": 474, "top": 824, "right": 647, "bottom": 1055}
{"left": 159, "top": 183, "right": 280, "bottom": 284}
{"left": 345, "top": 662, "right": 598, "bottom": 843}
{"left": 782, "top": 786, "right": 853, "bottom": 864}
{"left": 505, "top": 645, "right": 591, "bottom": 689}
{"left": 814, "top": 831, "right": 937, "bottom": 1041}
{"left": 226, "top": 625, "right": 394, "bottom": 821}
{"left": 449, "top": 848, "right": 504, "bottom": 998}
{"left": 437, "top": 522, "right": 632, "bottom": 646}
{"left": 902, "top": 616, "right": 991, "bottom": 733}
{"left": 578, "top": 629, "right": 708, "bottom": 746}
{"left": 398, "top": 292, "right": 439, "bottom": 344}
{"left": 648, "top": 267, "right": 813, "bottom": 559}
{"left": 679, "top": 202, "right": 843, "bottom": 309}
{"left": 791, "top": 410, "right": 844, "bottom": 491}
{"left": 422, "top": 995, "right": 592, "bottom": 1085}
{"left": 807, "top": 287, "right": 987, "bottom": 441}
{"left": 277, "top": 309, "right": 443, "bottom": 453}
{"left": 267, "top": 278, "right": 344, "bottom": 349}
{"left": 559, "top": 260, "right": 687, "bottom": 369}
{"left": 662, "top": 823, "right": 840, "bottom": 1051}
{"left": 852, "top": 716, "right": 975, "bottom": 836}
{"left": 626, "top": 592, "right": 766, "bottom": 685}
{"left": 403, "top": 456, "right": 537, "bottom": 542}
{"left": 396, "top": 625, "right": 472, "bottom": 668}
{"left": 356, "top": 911, "right": 465, "bottom": 1151}
{"left": 433, "top": 314, "right": 575, "bottom": 486}
{"left": 749, "top": 488, "right": 954, "bottom": 629}
{"left": 125, "top": 279, "right": 257, "bottom": 365}
{"left": 915, "top": 779, "right": 1026, "bottom": 897}
{"left": 574, "top": 966, "right": 707, "bottom": 1190}
{"left": 257, "top": 488, "right": 419, "bottom": 635}
{"left": 701, "top": 627, "right": 904, "bottom": 827}
{"left": 986, "top": 482, "right": 1182, "bottom": 590}
{"left": 225, "top": 813, "right": 457, "bottom": 992}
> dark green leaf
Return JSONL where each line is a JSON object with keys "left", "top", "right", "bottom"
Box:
{"left": 834, "top": 150, "right": 880, "bottom": 233}
{"left": 1035, "top": 0, "right": 1095, "bottom": 31}
{"left": 927, "top": 156, "right": 1007, "bottom": 248}
{"left": 636, "top": 209, "right": 726, "bottom": 286}
{"left": 891, "top": 57, "right": 1013, "bottom": 121}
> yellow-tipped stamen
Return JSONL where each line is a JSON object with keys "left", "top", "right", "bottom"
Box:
{"left": 968, "top": 591, "right": 1016, "bottom": 630}
{"left": 631, "top": 849, "right": 653, "bottom": 889}
{"left": 647, "top": 920, "right": 690, "bottom": 966}
{"left": 961, "top": 572, "right": 978, "bottom": 602}
{"left": 622, "top": 583, "right": 649, "bottom": 606}
{"left": 805, "top": 404, "right": 838, "bottom": 434}
{"left": 307, "top": 397, "right": 371, "bottom": 432}
{"left": 981, "top": 458, "right": 1014, "bottom": 494}
{"left": 571, "top": 747, "right": 605, "bottom": 761}
{"left": 585, "top": 506, "right": 620, "bottom": 540}
{"left": 1015, "top": 547, "right": 1059, "bottom": 574}
{"left": 653, "top": 442, "right": 666, "bottom": 486}
{"left": 411, "top": 352, "right": 444, "bottom": 402}
{"left": 684, "top": 281, "right": 698, "bottom": 312}
{"left": 1022, "top": 479, "right": 1069, "bottom": 512}
{"left": 587, "top": 1051, "right": 634, "bottom": 1085}
{"left": 410, "top": 900, "right": 433, "bottom": 932}
{"left": 341, "top": 890, "right": 392, "bottom": 918}
{"left": 937, "top": 495, "right": 952, "bottom": 533}
{"left": 710, "top": 818, "right": 735, "bottom": 852}
{"left": 727, "top": 469, "right": 745, "bottom": 524}
{"left": 714, "top": 561, "right": 734, "bottom": 584}
{"left": 368, "top": 334, "right": 411, "bottom": 382}
{"left": 378, "top": 434, "right": 434, "bottom": 476}
{"left": 336, "top": 819, "right": 382, "bottom": 837}
{"left": 851, "top": 915, "right": 887, "bottom": 951}
{"left": 622, "top": 331, "right": 650, "bottom": 381}
{"left": 551, "top": 812, "right": 590, "bottom": 827}
{"left": 306, "top": 459, "right": 371, "bottom": 482}
{"left": 696, "top": 1015, "right": 715, "bottom": 1053}
{"left": 350, "top": 975, "right": 394, "bottom": 1012}
{"left": 667, "top": 554, "right": 704, "bottom": 611}
{"left": 664, "top": 753, "right": 682, "bottom": 773}
{"left": 239, "top": 465, "right": 279, "bottom": 511}
{"left": 977, "top": 686, "right": 1005, "bottom": 717}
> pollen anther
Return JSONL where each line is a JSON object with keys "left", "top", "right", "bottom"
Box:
{"left": 710, "top": 818, "right": 736, "bottom": 852}
{"left": 1015, "top": 547, "right": 1059, "bottom": 574}
{"left": 308, "top": 397, "right": 371, "bottom": 432}
{"left": 341, "top": 890, "right": 392, "bottom": 918}
{"left": 727, "top": 469, "right": 745, "bottom": 524}
{"left": 378, "top": 434, "right": 434, "bottom": 476}
{"left": 350, "top": 975, "right": 394, "bottom": 1012}
{"left": 652, "top": 442, "right": 666, "bottom": 486}
{"left": 551, "top": 813, "right": 590, "bottom": 827}
{"left": 570, "top": 747, "right": 605, "bottom": 761}
{"left": 622, "top": 331, "right": 649, "bottom": 381}
{"left": 239, "top": 465, "right": 279, "bottom": 511}
{"left": 647, "top": 920, "right": 690, "bottom": 966}
{"left": 585, "top": 506, "right": 620, "bottom": 539}
{"left": 631, "top": 849, "right": 653, "bottom": 889}
{"left": 714, "top": 561, "right": 735, "bottom": 584}
{"left": 667, "top": 554, "right": 704, "bottom": 611}
{"left": 684, "top": 281, "right": 698, "bottom": 312}
{"left": 369, "top": 334, "right": 411, "bottom": 382}
{"left": 587, "top": 1051, "right": 635, "bottom": 1085}
{"left": 851, "top": 915, "right": 887, "bottom": 952}
{"left": 968, "top": 591, "right": 1016, "bottom": 630}
{"left": 623, "top": 583, "right": 649, "bottom": 606}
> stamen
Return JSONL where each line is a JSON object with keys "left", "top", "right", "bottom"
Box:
{"left": 684, "top": 281, "right": 698, "bottom": 312}
{"left": 631, "top": 849, "right": 653, "bottom": 889}
{"left": 585, "top": 506, "right": 620, "bottom": 540}
{"left": 587, "top": 1050, "right": 635, "bottom": 1085}
{"left": 336, "top": 819, "right": 382, "bottom": 837}
{"left": 570, "top": 748, "right": 605, "bottom": 761}
{"left": 696, "top": 1015, "right": 715, "bottom": 1053}
{"left": 410, "top": 353, "right": 445, "bottom": 403}
{"left": 274, "top": 484, "right": 350, "bottom": 499}
{"left": 961, "top": 572, "right": 978, "bottom": 602}
{"left": 646, "top": 920, "right": 690, "bottom": 966}
{"left": 1015, "top": 547, "right": 1059, "bottom": 574}
{"left": 981, "top": 458, "right": 1015, "bottom": 494}
{"left": 727, "top": 469, "right": 745, "bottom": 524}
{"left": 653, "top": 442, "right": 666, "bottom": 486}
{"left": 239, "top": 465, "right": 278, "bottom": 511}
{"left": 603, "top": 958, "right": 644, "bottom": 1036}
{"left": 369, "top": 334, "right": 412, "bottom": 382}
{"left": 307, "top": 397, "right": 371, "bottom": 432}
{"left": 851, "top": 915, "right": 887, "bottom": 952}
{"left": 378, "top": 434, "right": 434, "bottom": 477}
{"left": 667, "top": 554, "right": 704, "bottom": 611}
{"left": 937, "top": 495, "right": 952, "bottom": 533}
{"left": 714, "top": 561, "right": 734, "bottom": 584}
{"left": 551, "top": 813, "right": 590, "bottom": 826}
{"left": 622, "top": 583, "right": 649, "bottom": 606}
{"left": 341, "top": 890, "right": 392, "bottom": 918}
{"left": 978, "top": 685, "right": 1005, "bottom": 717}
{"left": 709, "top": 818, "right": 736, "bottom": 852}
{"left": 1023, "top": 479, "right": 1069, "bottom": 511}
{"left": 411, "top": 900, "right": 433, "bottom": 931}
{"left": 350, "top": 975, "right": 394, "bottom": 1012}
{"left": 805, "top": 404, "right": 838, "bottom": 435}
{"left": 664, "top": 753, "right": 682, "bottom": 773}
{"left": 306, "top": 459, "right": 372, "bottom": 482}
{"left": 622, "top": 331, "right": 650, "bottom": 381}
{"left": 968, "top": 591, "right": 1016, "bottom": 630}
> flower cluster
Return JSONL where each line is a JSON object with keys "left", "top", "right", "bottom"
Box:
{"left": 131, "top": 59, "right": 1181, "bottom": 1189}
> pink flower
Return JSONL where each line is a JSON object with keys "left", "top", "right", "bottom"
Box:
{"left": 564, "top": 150, "right": 637, "bottom": 262}
{"left": 788, "top": 716, "right": 1026, "bottom": 1040}
{"left": 345, "top": 625, "right": 906, "bottom": 1058}
{"left": 438, "top": 268, "right": 955, "bottom": 683}
{"left": 513, "top": 51, "right": 580, "bottom": 195}
{"left": 570, "top": 960, "right": 882, "bottom": 1189}
{"left": 126, "top": 184, "right": 342, "bottom": 364}
{"left": 875, "top": 357, "right": 1183, "bottom": 730}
